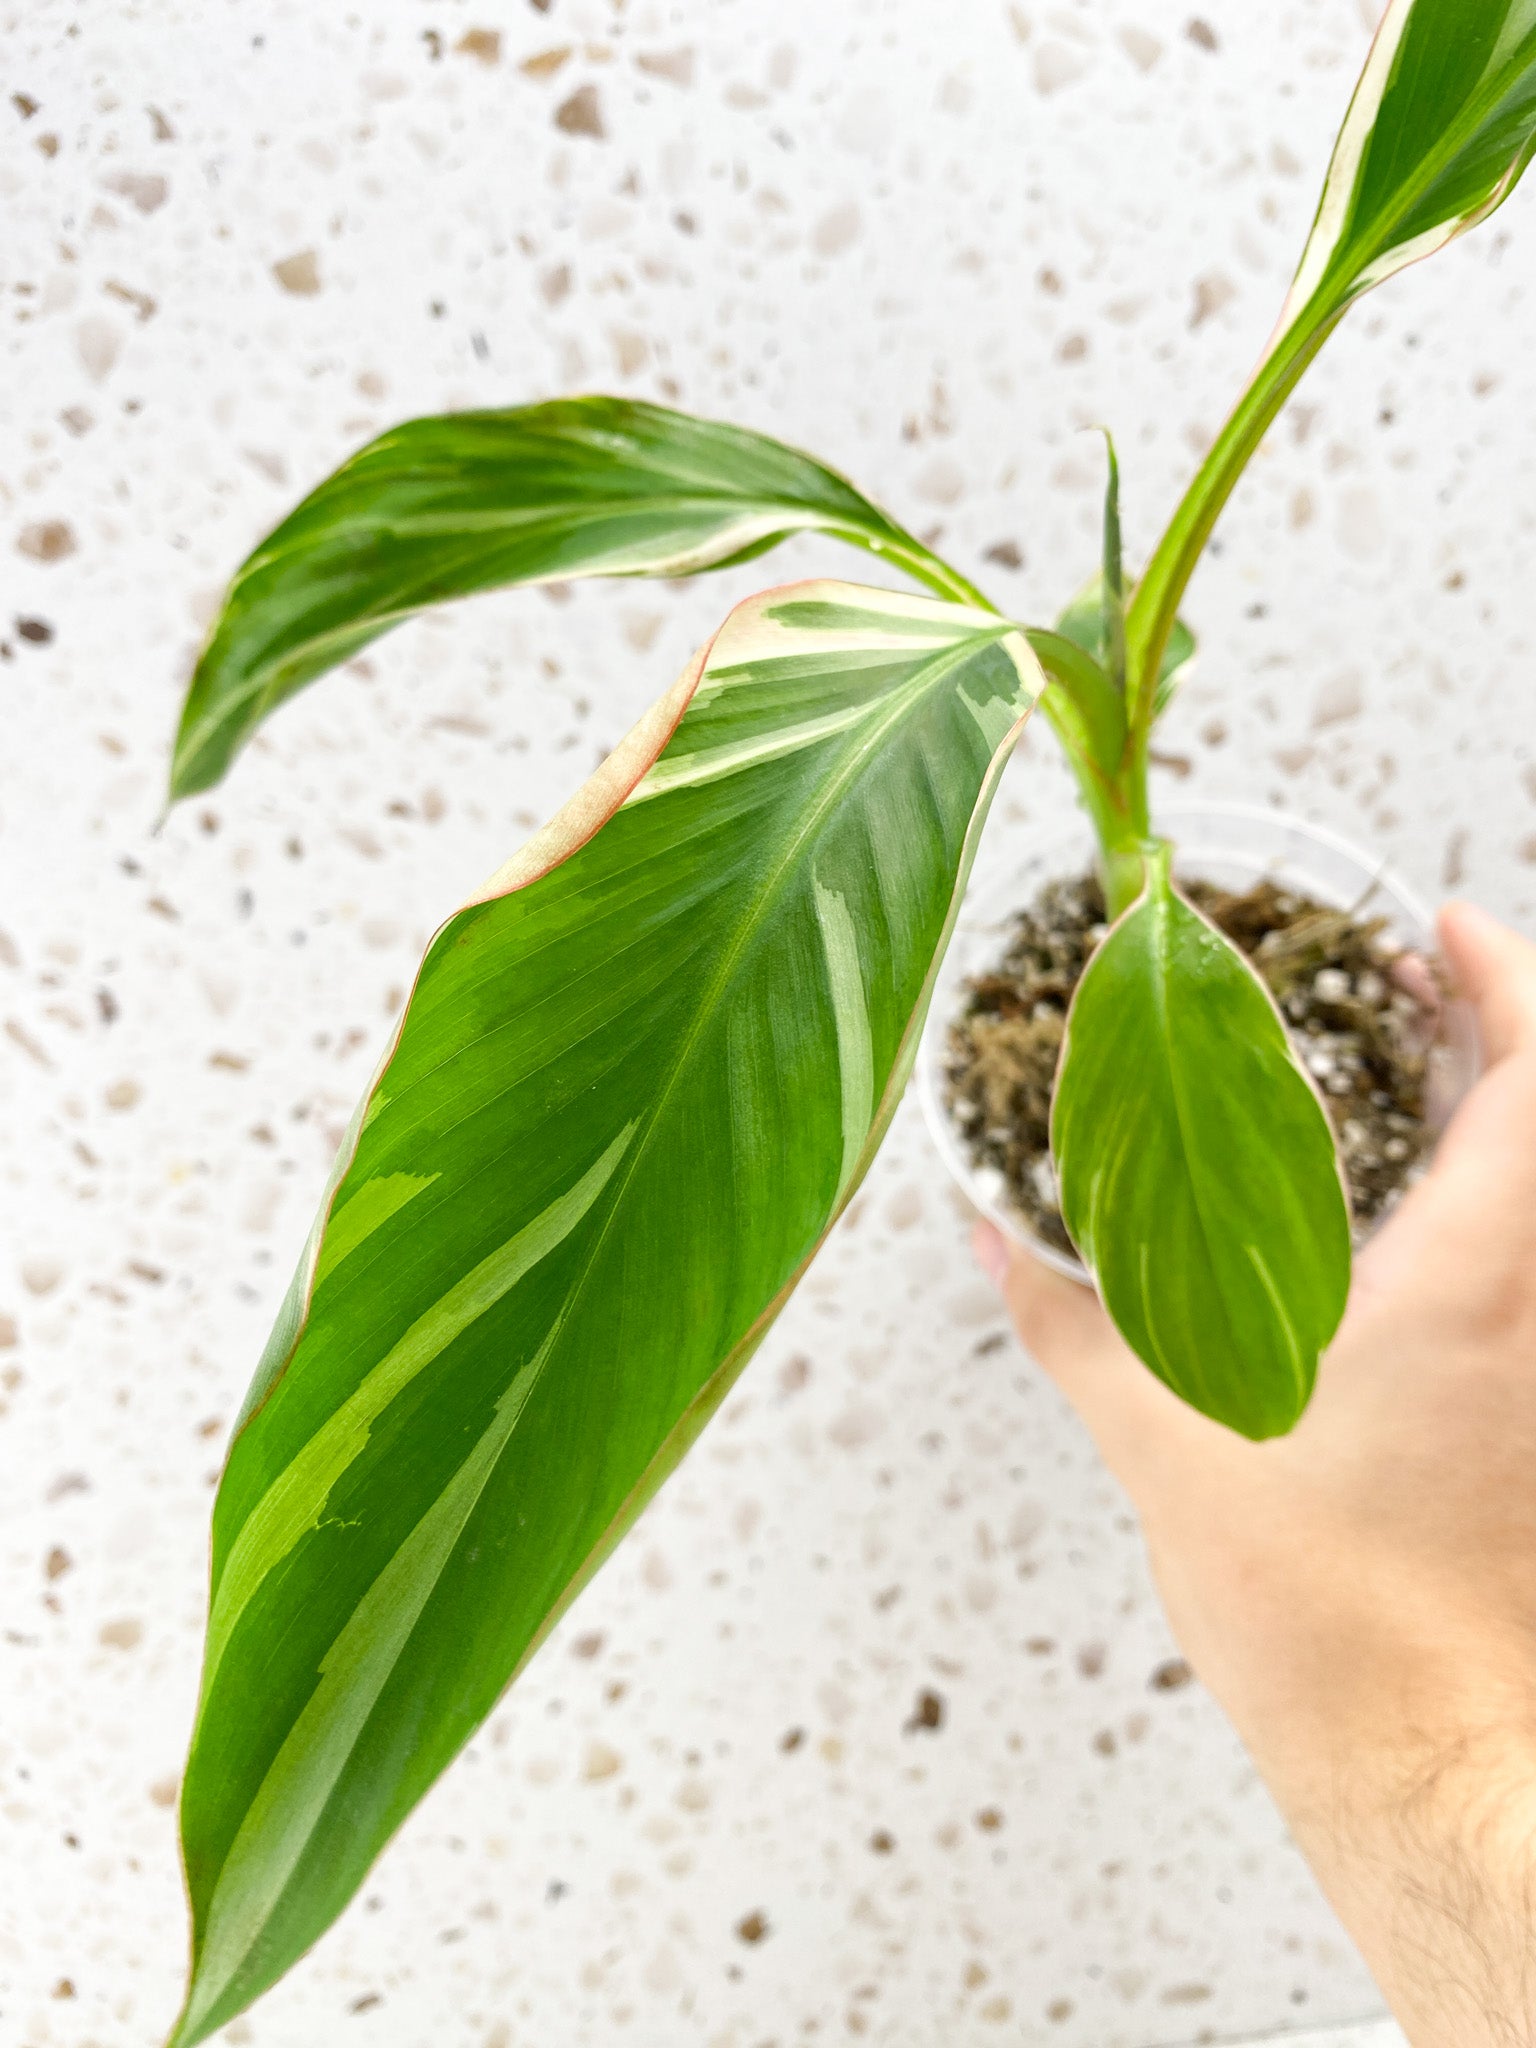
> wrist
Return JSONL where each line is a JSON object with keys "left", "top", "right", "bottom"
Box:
{"left": 1250, "top": 1636, "right": 1536, "bottom": 2047}
{"left": 1300, "top": 1724, "right": 1536, "bottom": 2047}
{"left": 1152, "top": 1531, "right": 1536, "bottom": 2039}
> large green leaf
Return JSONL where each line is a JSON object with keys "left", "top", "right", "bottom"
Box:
{"left": 170, "top": 581, "right": 1042, "bottom": 2046}
{"left": 1127, "top": 0, "right": 1536, "bottom": 716}
{"left": 1050, "top": 843, "right": 1351, "bottom": 1440}
{"left": 169, "top": 398, "right": 984, "bottom": 799}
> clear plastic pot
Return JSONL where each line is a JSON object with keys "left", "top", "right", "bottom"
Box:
{"left": 917, "top": 799, "right": 1480, "bottom": 1282}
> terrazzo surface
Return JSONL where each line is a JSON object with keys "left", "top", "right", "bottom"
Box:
{"left": 2, "top": 0, "right": 1532, "bottom": 2043}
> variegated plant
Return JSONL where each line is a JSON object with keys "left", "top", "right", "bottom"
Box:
{"left": 163, "top": 5, "right": 1536, "bottom": 2040}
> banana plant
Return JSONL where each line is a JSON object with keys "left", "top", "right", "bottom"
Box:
{"left": 163, "top": 5, "right": 1536, "bottom": 2040}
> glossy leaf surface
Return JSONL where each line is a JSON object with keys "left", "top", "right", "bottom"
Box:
{"left": 169, "top": 398, "right": 978, "bottom": 799}
{"left": 1051, "top": 844, "right": 1351, "bottom": 1439}
{"left": 171, "top": 582, "right": 1042, "bottom": 2045}
{"left": 1279, "top": 0, "right": 1536, "bottom": 339}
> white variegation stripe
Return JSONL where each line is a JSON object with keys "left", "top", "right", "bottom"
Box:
{"left": 1275, "top": 0, "right": 1413, "bottom": 332}
{"left": 1351, "top": 218, "right": 1471, "bottom": 293}
{"left": 1245, "top": 1243, "right": 1307, "bottom": 1403}
{"left": 201, "top": 1126, "right": 635, "bottom": 1699}
{"left": 181, "top": 1333, "right": 555, "bottom": 2040}
{"left": 958, "top": 669, "right": 1026, "bottom": 750}
{"left": 638, "top": 508, "right": 841, "bottom": 576}
{"left": 701, "top": 584, "right": 1007, "bottom": 668}
{"left": 1137, "top": 1240, "right": 1180, "bottom": 1390}
{"left": 1490, "top": 0, "right": 1536, "bottom": 76}
{"left": 1076, "top": 1116, "right": 1136, "bottom": 1271}
{"left": 628, "top": 601, "right": 1025, "bottom": 805}
{"left": 814, "top": 879, "right": 874, "bottom": 1195}
{"left": 626, "top": 699, "right": 876, "bottom": 803}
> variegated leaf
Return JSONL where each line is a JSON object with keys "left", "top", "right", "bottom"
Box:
{"left": 169, "top": 398, "right": 982, "bottom": 800}
{"left": 1279, "top": 0, "right": 1536, "bottom": 340}
{"left": 1128, "top": 0, "right": 1536, "bottom": 714}
{"left": 170, "top": 581, "right": 1042, "bottom": 2046}
{"left": 1051, "top": 844, "right": 1352, "bottom": 1439}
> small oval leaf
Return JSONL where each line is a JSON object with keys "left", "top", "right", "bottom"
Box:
{"left": 1050, "top": 845, "right": 1351, "bottom": 1440}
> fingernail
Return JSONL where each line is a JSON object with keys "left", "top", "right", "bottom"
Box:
{"left": 972, "top": 1219, "right": 1008, "bottom": 1289}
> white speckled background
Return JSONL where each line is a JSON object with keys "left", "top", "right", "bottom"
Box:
{"left": 3, "top": 0, "right": 1529, "bottom": 2041}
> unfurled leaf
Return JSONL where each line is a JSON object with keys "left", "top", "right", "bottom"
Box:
{"left": 1050, "top": 843, "right": 1350, "bottom": 1439}
{"left": 169, "top": 398, "right": 980, "bottom": 800}
{"left": 1279, "top": 0, "right": 1536, "bottom": 341}
{"left": 170, "top": 582, "right": 1042, "bottom": 2046}
{"left": 1128, "top": 0, "right": 1536, "bottom": 714}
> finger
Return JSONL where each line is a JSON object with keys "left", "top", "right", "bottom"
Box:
{"left": 1353, "top": 1042, "right": 1536, "bottom": 1310}
{"left": 1347, "top": 909, "right": 1536, "bottom": 1320}
{"left": 1438, "top": 901, "right": 1536, "bottom": 1067}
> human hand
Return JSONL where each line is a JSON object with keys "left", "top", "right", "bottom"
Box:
{"left": 974, "top": 902, "right": 1536, "bottom": 2048}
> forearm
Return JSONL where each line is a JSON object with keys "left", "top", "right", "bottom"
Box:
{"left": 1209, "top": 1616, "right": 1536, "bottom": 2048}
{"left": 1139, "top": 1516, "right": 1536, "bottom": 2043}
{"left": 1281, "top": 1724, "right": 1536, "bottom": 2047}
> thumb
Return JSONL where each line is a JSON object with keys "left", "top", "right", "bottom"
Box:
{"left": 1438, "top": 901, "right": 1536, "bottom": 1068}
